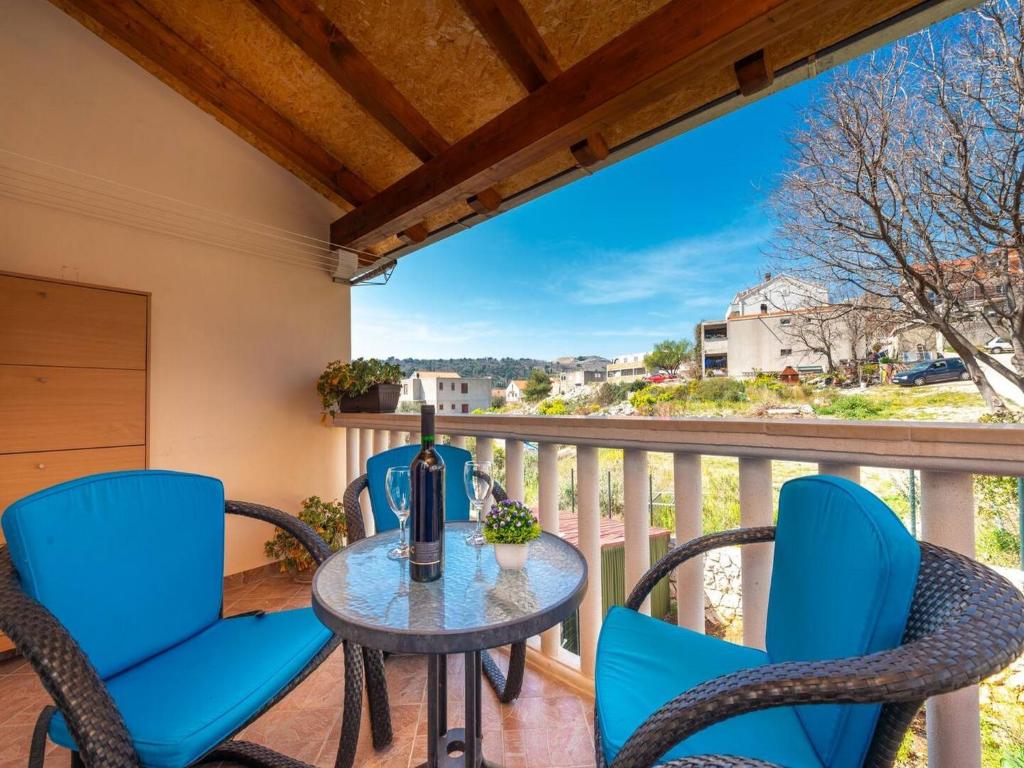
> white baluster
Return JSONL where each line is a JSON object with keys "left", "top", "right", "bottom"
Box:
{"left": 538, "top": 442, "right": 561, "bottom": 655}
{"left": 388, "top": 430, "right": 403, "bottom": 448}
{"left": 921, "top": 470, "right": 980, "bottom": 768}
{"left": 373, "top": 429, "right": 388, "bottom": 456}
{"left": 623, "top": 449, "right": 651, "bottom": 616}
{"left": 450, "top": 435, "right": 467, "bottom": 449}
{"left": 576, "top": 445, "right": 602, "bottom": 677}
{"left": 738, "top": 457, "right": 773, "bottom": 650}
{"left": 408, "top": 432, "right": 420, "bottom": 445}
{"left": 674, "top": 453, "right": 703, "bottom": 632}
{"left": 817, "top": 461, "right": 861, "bottom": 483}
{"left": 345, "top": 428, "right": 359, "bottom": 490}
{"left": 505, "top": 440, "right": 525, "bottom": 501}
{"left": 359, "top": 428, "right": 375, "bottom": 536}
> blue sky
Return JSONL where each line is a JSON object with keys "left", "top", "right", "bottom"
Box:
{"left": 351, "top": 78, "right": 819, "bottom": 360}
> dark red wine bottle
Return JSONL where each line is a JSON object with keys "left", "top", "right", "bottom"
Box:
{"left": 409, "top": 405, "right": 445, "bottom": 582}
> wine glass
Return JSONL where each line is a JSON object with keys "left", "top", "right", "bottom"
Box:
{"left": 385, "top": 467, "right": 411, "bottom": 560}
{"left": 464, "top": 460, "right": 493, "bottom": 546}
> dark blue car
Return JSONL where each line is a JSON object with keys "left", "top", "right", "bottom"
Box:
{"left": 892, "top": 358, "right": 970, "bottom": 386}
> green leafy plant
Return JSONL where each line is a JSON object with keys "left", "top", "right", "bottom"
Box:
{"left": 644, "top": 338, "right": 694, "bottom": 373}
{"left": 816, "top": 394, "right": 885, "bottom": 420}
{"left": 264, "top": 496, "right": 346, "bottom": 574}
{"left": 523, "top": 368, "right": 552, "bottom": 402}
{"left": 317, "top": 358, "right": 401, "bottom": 416}
{"left": 483, "top": 500, "right": 541, "bottom": 545}
{"left": 537, "top": 398, "right": 567, "bottom": 415}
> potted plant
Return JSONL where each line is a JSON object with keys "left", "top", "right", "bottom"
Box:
{"left": 264, "top": 496, "right": 346, "bottom": 581}
{"left": 483, "top": 500, "right": 541, "bottom": 570}
{"left": 318, "top": 358, "right": 402, "bottom": 415}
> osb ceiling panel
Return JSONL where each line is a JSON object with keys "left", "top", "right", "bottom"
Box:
{"left": 142, "top": 0, "right": 419, "bottom": 191}
{"left": 320, "top": 0, "right": 527, "bottom": 144}
{"left": 48, "top": 0, "right": 950, "bottom": 267}
{"left": 519, "top": 0, "right": 670, "bottom": 69}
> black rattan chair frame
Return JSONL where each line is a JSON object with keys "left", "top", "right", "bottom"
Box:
{"left": 594, "top": 526, "right": 1024, "bottom": 768}
{"left": 1, "top": 499, "right": 384, "bottom": 768}
{"left": 343, "top": 469, "right": 528, "bottom": 707}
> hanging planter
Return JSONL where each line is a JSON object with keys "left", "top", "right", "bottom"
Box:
{"left": 318, "top": 358, "right": 403, "bottom": 415}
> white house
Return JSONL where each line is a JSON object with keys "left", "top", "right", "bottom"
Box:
{"left": 606, "top": 353, "right": 647, "bottom": 383}
{"left": 727, "top": 273, "right": 828, "bottom": 317}
{"left": 551, "top": 368, "right": 606, "bottom": 396}
{"left": 399, "top": 371, "right": 492, "bottom": 414}
{"left": 505, "top": 379, "right": 528, "bottom": 403}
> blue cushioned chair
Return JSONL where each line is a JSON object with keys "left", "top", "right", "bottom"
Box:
{"left": 343, "top": 443, "right": 528, "bottom": 706}
{"left": 594, "top": 475, "right": 1024, "bottom": 768}
{"left": 0, "top": 470, "right": 376, "bottom": 768}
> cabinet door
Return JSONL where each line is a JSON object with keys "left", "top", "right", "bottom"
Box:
{"left": 0, "top": 445, "right": 147, "bottom": 517}
{"left": 0, "top": 366, "right": 146, "bottom": 453}
{"left": 0, "top": 275, "right": 147, "bottom": 369}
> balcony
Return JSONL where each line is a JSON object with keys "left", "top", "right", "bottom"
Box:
{"left": 334, "top": 411, "right": 1024, "bottom": 768}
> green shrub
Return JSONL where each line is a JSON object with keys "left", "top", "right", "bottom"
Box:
{"left": 538, "top": 398, "right": 567, "bottom": 415}
{"left": 595, "top": 381, "right": 630, "bottom": 406}
{"left": 265, "top": 496, "right": 345, "bottom": 574}
{"left": 692, "top": 378, "right": 747, "bottom": 403}
{"left": 816, "top": 395, "right": 885, "bottom": 420}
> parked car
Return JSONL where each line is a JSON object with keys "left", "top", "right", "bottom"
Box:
{"left": 642, "top": 370, "right": 676, "bottom": 383}
{"left": 985, "top": 337, "right": 1012, "bottom": 354}
{"left": 892, "top": 357, "right": 970, "bottom": 387}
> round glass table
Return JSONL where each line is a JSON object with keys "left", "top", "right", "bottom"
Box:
{"left": 313, "top": 521, "right": 587, "bottom": 768}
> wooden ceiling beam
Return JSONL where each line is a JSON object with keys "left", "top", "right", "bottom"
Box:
{"left": 734, "top": 49, "right": 774, "bottom": 96}
{"left": 332, "top": 0, "right": 837, "bottom": 249}
{"left": 247, "top": 0, "right": 449, "bottom": 162}
{"left": 457, "top": 0, "right": 609, "bottom": 171}
{"left": 55, "top": 0, "right": 376, "bottom": 208}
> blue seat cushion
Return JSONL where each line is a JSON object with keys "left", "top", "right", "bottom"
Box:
{"left": 596, "top": 606, "right": 823, "bottom": 767}
{"left": 767, "top": 476, "right": 920, "bottom": 768}
{"left": 2, "top": 470, "right": 225, "bottom": 678}
{"left": 366, "top": 444, "right": 472, "bottom": 533}
{"left": 49, "top": 608, "right": 332, "bottom": 768}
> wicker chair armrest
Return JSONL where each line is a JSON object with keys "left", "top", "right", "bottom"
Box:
{"left": 625, "top": 527, "right": 775, "bottom": 611}
{"left": 225, "top": 500, "right": 333, "bottom": 566}
{"left": 490, "top": 476, "right": 508, "bottom": 503}
{"left": 0, "top": 548, "right": 140, "bottom": 767}
{"left": 342, "top": 474, "right": 370, "bottom": 543}
{"left": 611, "top": 617, "right": 1024, "bottom": 768}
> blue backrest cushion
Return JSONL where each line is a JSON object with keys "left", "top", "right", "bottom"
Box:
{"left": 366, "top": 445, "right": 472, "bottom": 533}
{"left": 2, "top": 470, "right": 225, "bottom": 679}
{"left": 766, "top": 475, "right": 920, "bottom": 768}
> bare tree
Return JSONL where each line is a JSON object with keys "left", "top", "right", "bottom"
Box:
{"left": 770, "top": 0, "right": 1024, "bottom": 411}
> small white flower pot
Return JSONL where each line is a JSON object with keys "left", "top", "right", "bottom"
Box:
{"left": 493, "top": 542, "right": 529, "bottom": 570}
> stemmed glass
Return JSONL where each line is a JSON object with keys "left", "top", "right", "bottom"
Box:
{"left": 464, "top": 460, "right": 493, "bottom": 546}
{"left": 385, "top": 467, "right": 411, "bottom": 560}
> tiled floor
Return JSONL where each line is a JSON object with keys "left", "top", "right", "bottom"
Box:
{"left": 0, "top": 568, "right": 596, "bottom": 768}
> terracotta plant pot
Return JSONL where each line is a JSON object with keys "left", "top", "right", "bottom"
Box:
{"left": 336, "top": 383, "right": 401, "bottom": 413}
{"left": 493, "top": 542, "right": 529, "bottom": 570}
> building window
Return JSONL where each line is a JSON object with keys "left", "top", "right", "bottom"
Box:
{"left": 438, "top": 382, "right": 443, "bottom": 391}
{"left": 438, "top": 403, "right": 443, "bottom": 410}
{"left": 461, "top": 404, "right": 469, "bottom": 414}
{"left": 461, "top": 383, "right": 468, "bottom": 394}
{"left": 780, "top": 348, "right": 792, "bottom": 356}
{"left": 760, "top": 303, "right": 768, "bottom": 313}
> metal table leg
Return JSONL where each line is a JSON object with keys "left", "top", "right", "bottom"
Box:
{"left": 420, "top": 652, "right": 502, "bottom": 768}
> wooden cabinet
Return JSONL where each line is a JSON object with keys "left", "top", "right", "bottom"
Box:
{"left": 0, "top": 273, "right": 149, "bottom": 657}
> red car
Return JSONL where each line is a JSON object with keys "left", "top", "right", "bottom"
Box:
{"left": 643, "top": 372, "right": 675, "bottom": 383}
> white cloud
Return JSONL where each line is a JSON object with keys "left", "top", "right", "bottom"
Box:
{"left": 559, "top": 224, "right": 771, "bottom": 306}
{"left": 352, "top": 304, "right": 505, "bottom": 358}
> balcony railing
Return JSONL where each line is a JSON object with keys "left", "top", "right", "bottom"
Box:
{"left": 333, "top": 412, "right": 1024, "bottom": 768}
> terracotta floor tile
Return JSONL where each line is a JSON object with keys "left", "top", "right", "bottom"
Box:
{"left": 0, "top": 577, "right": 597, "bottom": 767}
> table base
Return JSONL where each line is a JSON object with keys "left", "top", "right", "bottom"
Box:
{"left": 417, "top": 652, "right": 503, "bottom": 768}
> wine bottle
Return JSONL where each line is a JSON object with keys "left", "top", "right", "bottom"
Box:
{"left": 409, "top": 405, "right": 445, "bottom": 582}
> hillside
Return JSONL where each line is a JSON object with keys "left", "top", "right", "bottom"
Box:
{"left": 386, "top": 357, "right": 550, "bottom": 387}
